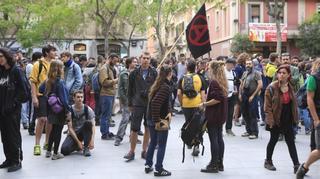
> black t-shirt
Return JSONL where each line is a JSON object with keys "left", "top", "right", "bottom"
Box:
{"left": 0, "top": 68, "right": 13, "bottom": 114}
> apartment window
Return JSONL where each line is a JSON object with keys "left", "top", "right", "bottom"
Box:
{"left": 74, "top": 43, "right": 86, "bottom": 51}
{"left": 248, "top": 4, "right": 261, "bottom": 23}
{"left": 269, "top": 3, "right": 285, "bottom": 23}
{"left": 215, "top": 10, "right": 220, "bottom": 31}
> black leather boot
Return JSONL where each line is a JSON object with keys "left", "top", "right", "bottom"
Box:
{"left": 201, "top": 162, "right": 219, "bottom": 173}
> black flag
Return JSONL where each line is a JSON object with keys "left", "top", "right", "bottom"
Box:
{"left": 186, "top": 4, "right": 211, "bottom": 59}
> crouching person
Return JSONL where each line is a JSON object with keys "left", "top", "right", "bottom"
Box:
{"left": 61, "top": 90, "right": 95, "bottom": 157}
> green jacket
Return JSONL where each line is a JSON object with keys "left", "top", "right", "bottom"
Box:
{"left": 118, "top": 70, "right": 129, "bottom": 105}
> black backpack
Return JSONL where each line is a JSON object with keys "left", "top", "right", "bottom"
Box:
{"left": 70, "top": 105, "right": 89, "bottom": 122}
{"left": 183, "top": 74, "right": 198, "bottom": 98}
{"left": 181, "top": 109, "right": 207, "bottom": 163}
{"left": 9, "top": 65, "right": 32, "bottom": 103}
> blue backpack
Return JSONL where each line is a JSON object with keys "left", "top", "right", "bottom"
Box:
{"left": 91, "top": 72, "right": 100, "bottom": 94}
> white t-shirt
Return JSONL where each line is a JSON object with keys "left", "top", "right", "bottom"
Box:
{"left": 225, "top": 67, "right": 235, "bottom": 98}
{"left": 26, "top": 63, "right": 33, "bottom": 78}
{"left": 177, "top": 63, "right": 186, "bottom": 80}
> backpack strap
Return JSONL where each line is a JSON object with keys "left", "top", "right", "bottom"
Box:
{"left": 84, "top": 105, "right": 89, "bottom": 121}
{"left": 182, "top": 143, "right": 185, "bottom": 163}
{"left": 70, "top": 106, "right": 75, "bottom": 122}
{"left": 71, "top": 105, "right": 89, "bottom": 122}
{"left": 37, "top": 60, "right": 44, "bottom": 83}
{"left": 269, "top": 86, "right": 274, "bottom": 97}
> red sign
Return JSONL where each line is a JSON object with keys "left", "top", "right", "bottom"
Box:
{"left": 249, "top": 23, "right": 287, "bottom": 42}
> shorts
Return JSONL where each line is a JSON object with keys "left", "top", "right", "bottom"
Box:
{"left": 34, "top": 96, "right": 48, "bottom": 118}
{"left": 130, "top": 107, "right": 147, "bottom": 132}
{"left": 315, "top": 124, "right": 320, "bottom": 150}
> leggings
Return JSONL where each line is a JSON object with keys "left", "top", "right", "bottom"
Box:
{"left": 266, "top": 128, "right": 299, "bottom": 165}
{"left": 48, "top": 124, "right": 64, "bottom": 154}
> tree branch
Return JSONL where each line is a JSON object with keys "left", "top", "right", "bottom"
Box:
{"left": 265, "top": 0, "right": 275, "bottom": 17}
{"left": 109, "top": 32, "right": 128, "bottom": 51}
{"left": 6, "top": 40, "right": 17, "bottom": 48}
{"left": 164, "top": 0, "right": 174, "bottom": 29}
{"left": 96, "top": 0, "right": 107, "bottom": 24}
{"left": 106, "top": 1, "right": 122, "bottom": 27}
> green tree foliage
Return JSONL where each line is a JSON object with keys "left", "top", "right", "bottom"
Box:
{"left": 0, "top": 0, "right": 33, "bottom": 48}
{"left": 137, "top": 0, "right": 203, "bottom": 58}
{"left": 296, "top": 13, "right": 320, "bottom": 57}
{"left": 0, "top": 0, "right": 84, "bottom": 48}
{"left": 116, "top": 0, "right": 148, "bottom": 56}
{"left": 230, "top": 33, "right": 254, "bottom": 55}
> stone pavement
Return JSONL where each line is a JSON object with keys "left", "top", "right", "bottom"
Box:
{"left": 1, "top": 113, "right": 320, "bottom": 179}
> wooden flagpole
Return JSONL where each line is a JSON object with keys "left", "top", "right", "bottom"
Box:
{"left": 157, "top": 30, "right": 185, "bottom": 70}
{"left": 157, "top": 1, "right": 209, "bottom": 69}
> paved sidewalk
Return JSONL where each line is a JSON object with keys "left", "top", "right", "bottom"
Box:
{"left": 0, "top": 113, "right": 319, "bottom": 179}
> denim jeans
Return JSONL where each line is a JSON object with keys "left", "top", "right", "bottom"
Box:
{"left": 21, "top": 101, "right": 33, "bottom": 125}
{"left": 299, "top": 107, "right": 311, "bottom": 132}
{"left": 207, "top": 125, "right": 224, "bottom": 163}
{"left": 100, "top": 95, "right": 114, "bottom": 136}
{"left": 115, "top": 105, "right": 130, "bottom": 141}
{"left": 145, "top": 126, "right": 168, "bottom": 171}
{"left": 226, "top": 95, "right": 235, "bottom": 130}
{"left": 61, "top": 121, "right": 93, "bottom": 155}
{"left": 259, "top": 91, "right": 266, "bottom": 122}
{"left": 241, "top": 93, "right": 259, "bottom": 136}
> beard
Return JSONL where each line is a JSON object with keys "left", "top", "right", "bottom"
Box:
{"left": 246, "top": 67, "right": 253, "bottom": 72}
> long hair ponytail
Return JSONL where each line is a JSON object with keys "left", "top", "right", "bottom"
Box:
{"left": 149, "top": 65, "right": 172, "bottom": 99}
{"left": 208, "top": 60, "right": 228, "bottom": 96}
{"left": 45, "top": 60, "right": 64, "bottom": 96}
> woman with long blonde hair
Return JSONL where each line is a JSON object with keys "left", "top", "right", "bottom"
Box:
{"left": 199, "top": 60, "right": 228, "bottom": 173}
{"left": 39, "top": 60, "right": 70, "bottom": 160}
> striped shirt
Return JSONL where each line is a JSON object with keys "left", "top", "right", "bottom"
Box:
{"left": 151, "top": 81, "right": 171, "bottom": 122}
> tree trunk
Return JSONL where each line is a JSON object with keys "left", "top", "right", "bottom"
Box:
{"left": 156, "top": 0, "right": 165, "bottom": 60}
{"left": 276, "top": 19, "right": 282, "bottom": 55}
{"left": 104, "top": 31, "right": 109, "bottom": 58}
{"left": 127, "top": 24, "right": 136, "bottom": 57}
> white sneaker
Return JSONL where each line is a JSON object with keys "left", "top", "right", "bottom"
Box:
{"left": 249, "top": 135, "right": 258, "bottom": 139}
{"left": 241, "top": 132, "right": 250, "bottom": 137}
{"left": 52, "top": 153, "right": 64, "bottom": 160}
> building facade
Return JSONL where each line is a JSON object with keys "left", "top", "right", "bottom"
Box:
{"left": 209, "top": 0, "right": 320, "bottom": 58}
{"left": 148, "top": 0, "right": 320, "bottom": 59}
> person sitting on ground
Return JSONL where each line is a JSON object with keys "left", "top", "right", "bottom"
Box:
{"left": 61, "top": 90, "right": 95, "bottom": 157}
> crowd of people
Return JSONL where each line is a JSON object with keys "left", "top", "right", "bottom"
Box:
{"left": 0, "top": 45, "right": 319, "bottom": 179}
